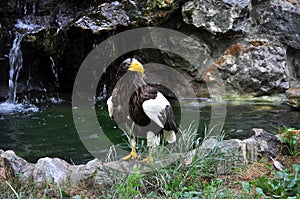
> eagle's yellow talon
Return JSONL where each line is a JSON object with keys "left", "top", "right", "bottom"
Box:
{"left": 140, "top": 157, "right": 149, "bottom": 163}
{"left": 140, "top": 156, "right": 153, "bottom": 163}
{"left": 122, "top": 149, "right": 139, "bottom": 160}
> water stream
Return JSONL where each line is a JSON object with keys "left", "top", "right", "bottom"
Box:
{"left": 49, "top": 57, "right": 62, "bottom": 103}
{"left": 7, "top": 33, "right": 25, "bottom": 104}
{"left": 0, "top": 10, "right": 51, "bottom": 113}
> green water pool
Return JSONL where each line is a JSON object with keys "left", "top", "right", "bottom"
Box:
{"left": 0, "top": 99, "right": 299, "bottom": 164}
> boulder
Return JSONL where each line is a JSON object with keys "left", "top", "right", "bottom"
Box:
{"left": 0, "top": 150, "right": 35, "bottom": 179}
{"left": 287, "top": 48, "right": 300, "bottom": 87}
{"left": 72, "top": 0, "right": 179, "bottom": 33}
{"left": 286, "top": 87, "right": 300, "bottom": 109}
{"left": 1, "top": 0, "right": 299, "bottom": 100}
{"left": 182, "top": 0, "right": 251, "bottom": 34}
{"left": 203, "top": 37, "right": 288, "bottom": 96}
{"left": 190, "top": 137, "right": 249, "bottom": 174}
{"left": 193, "top": 128, "right": 282, "bottom": 173}
{"left": 0, "top": 157, "right": 14, "bottom": 182}
{"left": 0, "top": 150, "right": 110, "bottom": 185}
{"left": 252, "top": 0, "right": 300, "bottom": 49}
{"left": 73, "top": 2, "right": 131, "bottom": 34}
{"left": 0, "top": 127, "right": 284, "bottom": 184}
{"left": 242, "top": 128, "right": 282, "bottom": 162}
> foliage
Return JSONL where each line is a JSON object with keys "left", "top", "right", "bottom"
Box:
{"left": 0, "top": 179, "right": 65, "bottom": 199}
{"left": 242, "top": 164, "right": 300, "bottom": 198}
{"left": 114, "top": 169, "right": 144, "bottom": 199}
{"left": 146, "top": 0, "right": 173, "bottom": 9}
{"left": 276, "top": 126, "right": 300, "bottom": 158}
{"left": 107, "top": 124, "right": 234, "bottom": 198}
{"left": 2, "top": 125, "right": 299, "bottom": 198}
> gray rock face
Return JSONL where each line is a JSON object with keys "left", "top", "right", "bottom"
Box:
{"left": 238, "top": 128, "right": 281, "bottom": 162}
{"left": 250, "top": 128, "right": 281, "bottom": 159}
{"left": 0, "top": 0, "right": 300, "bottom": 100}
{"left": 286, "top": 87, "right": 300, "bottom": 109}
{"left": 252, "top": 0, "right": 300, "bottom": 49}
{"left": 287, "top": 48, "right": 300, "bottom": 87}
{"left": 148, "top": 32, "right": 211, "bottom": 80}
{"left": 0, "top": 157, "right": 14, "bottom": 181}
{"left": 194, "top": 128, "right": 282, "bottom": 173}
{"left": 73, "top": 2, "right": 130, "bottom": 33}
{"left": 182, "top": 0, "right": 251, "bottom": 34}
{"left": 203, "top": 37, "right": 288, "bottom": 96}
{"left": 0, "top": 150, "right": 110, "bottom": 185}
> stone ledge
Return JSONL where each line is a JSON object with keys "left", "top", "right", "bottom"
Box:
{"left": 0, "top": 128, "right": 283, "bottom": 185}
{"left": 286, "top": 87, "right": 300, "bottom": 109}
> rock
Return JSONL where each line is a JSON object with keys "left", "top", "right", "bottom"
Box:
{"left": 0, "top": 127, "right": 284, "bottom": 183}
{"left": 242, "top": 136, "right": 259, "bottom": 162}
{"left": 73, "top": 1, "right": 131, "bottom": 34}
{"left": 0, "top": 150, "right": 35, "bottom": 179}
{"left": 199, "top": 138, "right": 219, "bottom": 150}
{"left": 203, "top": 37, "right": 288, "bottom": 96}
{"left": 72, "top": 0, "right": 179, "bottom": 33}
{"left": 105, "top": 153, "right": 183, "bottom": 173}
{"left": 215, "top": 139, "right": 245, "bottom": 174}
{"left": 33, "top": 157, "right": 70, "bottom": 184}
{"left": 0, "top": 150, "right": 111, "bottom": 185}
{"left": 243, "top": 128, "right": 281, "bottom": 161}
{"left": 182, "top": 0, "right": 251, "bottom": 34}
{"left": 151, "top": 33, "right": 211, "bottom": 80}
{"left": 286, "top": 87, "right": 300, "bottom": 109}
{"left": 0, "top": 157, "right": 15, "bottom": 182}
{"left": 0, "top": 0, "right": 300, "bottom": 100}
{"left": 195, "top": 128, "right": 282, "bottom": 171}
{"left": 252, "top": 0, "right": 300, "bottom": 49}
{"left": 287, "top": 48, "right": 300, "bottom": 87}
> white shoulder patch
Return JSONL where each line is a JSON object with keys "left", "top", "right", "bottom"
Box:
{"left": 142, "top": 92, "right": 170, "bottom": 128}
{"left": 107, "top": 96, "right": 113, "bottom": 118}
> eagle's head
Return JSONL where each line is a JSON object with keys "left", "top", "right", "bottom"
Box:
{"left": 117, "top": 58, "right": 144, "bottom": 77}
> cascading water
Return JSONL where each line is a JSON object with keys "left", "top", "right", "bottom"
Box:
{"left": 0, "top": 1, "right": 42, "bottom": 114}
{"left": 0, "top": 32, "right": 38, "bottom": 114}
{"left": 7, "top": 33, "right": 25, "bottom": 104}
{"left": 50, "top": 56, "right": 62, "bottom": 103}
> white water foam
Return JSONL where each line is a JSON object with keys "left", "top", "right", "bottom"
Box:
{"left": 0, "top": 102, "right": 39, "bottom": 115}
{"left": 49, "top": 97, "right": 63, "bottom": 104}
{"left": 15, "top": 19, "right": 43, "bottom": 31}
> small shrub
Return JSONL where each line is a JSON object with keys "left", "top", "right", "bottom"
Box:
{"left": 276, "top": 126, "right": 300, "bottom": 158}
{"left": 242, "top": 164, "right": 300, "bottom": 198}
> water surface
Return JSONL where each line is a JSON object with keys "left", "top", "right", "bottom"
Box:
{"left": 0, "top": 99, "right": 299, "bottom": 164}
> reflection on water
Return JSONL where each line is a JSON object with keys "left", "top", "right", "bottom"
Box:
{"left": 216, "top": 101, "right": 299, "bottom": 139}
{"left": 0, "top": 99, "right": 299, "bottom": 164}
{"left": 0, "top": 101, "right": 92, "bottom": 164}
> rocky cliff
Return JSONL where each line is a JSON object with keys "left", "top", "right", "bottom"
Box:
{"left": 0, "top": 0, "right": 299, "bottom": 100}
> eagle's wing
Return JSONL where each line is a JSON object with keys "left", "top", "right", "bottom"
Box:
{"left": 142, "top": 92, "right": 171, "bottom": 129}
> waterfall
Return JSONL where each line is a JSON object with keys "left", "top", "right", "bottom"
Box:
{"left": 0, "top": 2, "right": 42, "bottom": 113}
{"left": 50, "top": 56, "right": 61, "bottom": 101}
{"left": 7, "top": 33, "right": 25, "bottom": 104}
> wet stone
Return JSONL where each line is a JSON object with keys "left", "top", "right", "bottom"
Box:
{"left": 0, "top": 157, "right": 15, "bottom": 182}
{"left": 286, "top": 87, "right": 300, "bottom": 109}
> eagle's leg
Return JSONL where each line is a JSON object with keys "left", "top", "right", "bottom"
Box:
{"left": 122, "top": 136, "right": 139, "bottom": 160}
{"left": 141, "top": 131, "right": 160, "bottom": 163}
{"left": 163, "top": 130, "right": 176, "bottom": 143}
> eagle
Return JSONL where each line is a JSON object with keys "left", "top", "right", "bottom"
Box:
{"left": 107, "top": 58, "right": 178, "bottom": 162}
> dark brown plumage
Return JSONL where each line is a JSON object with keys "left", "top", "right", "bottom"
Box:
{"left": 107, "top": 58, "right": 178, "bottom": 161}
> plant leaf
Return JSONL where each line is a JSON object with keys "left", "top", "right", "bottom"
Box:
{"left": 241, "top": 181, "right": 251, "bottom": 193}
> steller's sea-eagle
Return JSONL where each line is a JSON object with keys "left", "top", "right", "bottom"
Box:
{"left": 107, "top": 58, "right": 178, "bottom": 162}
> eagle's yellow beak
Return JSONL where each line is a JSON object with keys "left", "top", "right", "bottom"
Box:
{"left": 128, "top": 59, "right": 144, "bottom": 75}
